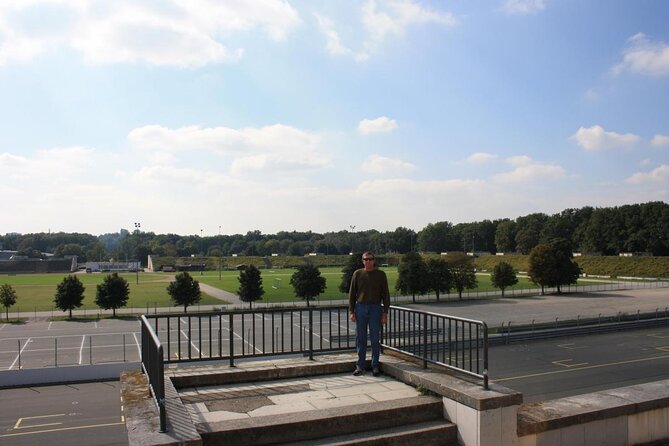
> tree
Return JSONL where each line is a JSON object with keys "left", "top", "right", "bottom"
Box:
{"left": 167, "top": 272, "right": 201, "bottom": 312}
{"left": 0, "top": 284, "right": 18, "bottom": 321}
{"left": 95, "top": 273, "right": 130, "bottom": 316}
{"left": 396, "top": 252, "right": 429, "bottom": 303}
{"left": 447, "top": 252, "right": 477, "bottom": 300}
{"left": 490, "top": 261, "right": 518, "bottom": 297}
{"left": 54, "top": 275, "right": 85, "bottom": 318}
{"left": 237, "top": 265, "right": 265, "bottom": 309}
{"left": 417, "top": 221, "right": 457, "bottom": 253}
{"left": 425, "top": 258, "right": 452, "bottom": 301}
{"left": 290, "top": 264, "right": 326, "bottom": 307}
{"left": 528, "top": 239, "right": 581, "bottom": 294}
{"left": 339, "top": 252, "right": 363, "bottom": 293}
{"left": 494, "top": 220, "right": 517, "bottom": 253}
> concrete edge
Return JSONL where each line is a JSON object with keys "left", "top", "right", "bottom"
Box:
{"left": 0, "top": 362, "right": 140, "bottom": 389}
{"left": 121, "top": 369, "right": 202, "bottom": 446}
{"left": 380, "top": 353, "right": 523, "bottom": 411}
{"left": 168, "top": 357, "right": 361, "bottom": 389}
{"left": 517, "top": 378, "right": 669, "bottom": 436}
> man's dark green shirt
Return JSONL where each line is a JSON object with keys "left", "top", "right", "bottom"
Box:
{"left": 348, "top": 268, "right": 390, "bottom": 314}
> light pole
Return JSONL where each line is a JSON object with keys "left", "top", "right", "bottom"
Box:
{"left": 134, "top": 222, "right": 141, "bottom": 284}
{"left": 200, "top": 229, "right": 204, "bottom": 275}
{"left": 349, "top": 225, "right": 356, "bottom": 254}
{"left": 218, "top": 225, "right": 222, "bottom": 280}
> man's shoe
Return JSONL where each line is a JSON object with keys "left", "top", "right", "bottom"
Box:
{"left": 353, "top": 368, "right": 364, "bottom": 376}
{"left": 372, "top": 367, "right": 381, "bottom": 377}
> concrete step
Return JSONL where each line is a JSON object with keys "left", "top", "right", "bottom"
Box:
{"left": 197, "top": 395, "right": 447, "bottom": 446}
{"left": 284, "top": 419, "right": 457, "bottom": 446}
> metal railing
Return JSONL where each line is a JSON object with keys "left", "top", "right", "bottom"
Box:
{"left": 140, "top": 315, "right": 166, "bottom": 433}
{"left": 142, "top": 305, "right": 488, "bottom": 388}
{"left": 384, "top": 306, "right": 489, "bottom": 389}
{"left": 143, "top": 306, "right": 357, "bottom": 366}
{"left": 137, "top": 306, "right": 489, "bottom": 432}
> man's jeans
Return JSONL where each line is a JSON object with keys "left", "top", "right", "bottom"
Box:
{"left": 355, "top": 303, "right": 382, "bottom": 370}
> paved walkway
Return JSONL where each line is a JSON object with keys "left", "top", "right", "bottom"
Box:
{"left": 180, "top": 371, "right": 421, "bottom": 424}
{"left": 198, "top": 282, "right": 242, "bottom": 305}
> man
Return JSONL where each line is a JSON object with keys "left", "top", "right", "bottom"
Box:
{"left": 349, "top": 251, "right": 390, "bottom": 376}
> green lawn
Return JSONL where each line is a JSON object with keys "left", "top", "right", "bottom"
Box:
{"left": 0, "top": 272, "right": 221, "bottom": 314}
{"left": 0, "top": 268, "right": 612, "bottom": 313}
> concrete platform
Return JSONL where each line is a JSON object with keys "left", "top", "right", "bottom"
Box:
{"left": 122, "top": 353, "right": 519, "bottom": 445}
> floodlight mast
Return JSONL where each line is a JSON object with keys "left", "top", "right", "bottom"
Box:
{"left": 134, "top": 222, "right": 141, "bottom": 284}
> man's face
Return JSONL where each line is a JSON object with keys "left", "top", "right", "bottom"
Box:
{"left": 362, "top": 255, "right": 375, "bottom": 271}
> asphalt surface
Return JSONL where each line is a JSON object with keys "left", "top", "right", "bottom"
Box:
{"left": 0, "top": 381, "right": 127, "bottom": 446}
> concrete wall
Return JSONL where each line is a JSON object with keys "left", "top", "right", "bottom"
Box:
{"left": 518, "top": 379, "right": 669, "bottom": 446}
{"left": 0, "top": 362, "right": 140, "bottom": 388}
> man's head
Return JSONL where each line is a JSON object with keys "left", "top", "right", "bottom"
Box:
{"left": 362, "top": 251, "right": 376, "bottom": 271}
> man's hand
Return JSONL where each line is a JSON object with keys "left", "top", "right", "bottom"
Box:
{"left": 350, "top": 313, "right": 356, "bottom": 322}
{"left": 381, "top": 313, "right": 388, "bottom": 325}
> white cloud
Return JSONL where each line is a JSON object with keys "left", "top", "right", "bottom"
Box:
{"left": 314, "top": 13, "right": 368, "bottom": 62}
{"left": 361, "top": 154, "right": 416, "bottom": 174}
{"left": 611, "top": 33, "right": 669, "bottom": 77}
{"left": 315, "top": 0, "right": 456, "bottom": 61}
{"left": 572, "top": 125, "right": 641, "bottom": 151}
{"left": 502, "top": 0, "right": 546, "bottom": 15}
{"left": 362, "top": 0, "right": 457, "bottom": 46}
{"left": 651, "top": 134, "right": 669, "bottom": 147}
{"left": 129, "top": 123, "right": 320, "bottom": 153}
{"left": 0, "top": 0, "right": 300, "bottom": 67}
{"left": 356, "top": 177, "right": 484, "bottom": 195}
{"left": 625, "top": 164, "right": 669, "bottom": 185}
{"left": 358, "top": 116, "right": 398, "bottom": 135}
{"left": 128, "top": 123, "right": 330, "bottom": 175}
{"left": 492, "top": 162, "right": 565, "bottom": 183}
{"left": 465, "top": 152, "right": 498, "bottom": 163}
{"left": 506, "top": 155, "right": 533, "bottom": 166}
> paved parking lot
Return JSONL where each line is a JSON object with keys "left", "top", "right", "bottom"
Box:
{"left": 0, "top": 381, "right": 127, "bottom": 446}
{"left": 0, "top": 318, "right": 142, "bottom": 370}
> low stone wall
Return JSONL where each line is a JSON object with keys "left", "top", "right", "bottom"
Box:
{"left": 0, "top": 362, "right": 140, "bottom": 388}
{"left": 380, "top": 352, "right": 522, "bottom": 446}
{"left": 518, "top": 379, "right": 669, "bottom": 446}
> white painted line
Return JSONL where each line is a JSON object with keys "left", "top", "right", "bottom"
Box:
{"left": 48, "top": 321, "right": 53, "bottom": 330}
{"left": 0, "top": 324, "right": 6, "bottom": 331}
{"left": 78, "top": 335, "right": 86, "bottom": 364}
{"left": 132, "top": 332, "right": 141, "bottom": 357}
{"left": 9, "top": 338, "right": 32, "bottom": 370}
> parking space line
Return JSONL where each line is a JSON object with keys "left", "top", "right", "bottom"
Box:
{"left": 78, "top": 335, "right": 86, "bottom": 364}
{"left": 14, "top": 414, "right": 66, "bottom": 429}
{"left": 494, "top": 352, "right": 669, "bottom": 383}
{"left": 553, "top": 359, "right": 589, "bottom": 368}
{"left": 132, "top": 332, "right": 141, "bottom": 356}
{"left": 557, "top": 343, "right": 587, "bottom": 350}
{"left": 9, "top": 338, "right": 31, "bottom": 370}
{"left": 0, "top": 421, "right": 125, "bottom": 438}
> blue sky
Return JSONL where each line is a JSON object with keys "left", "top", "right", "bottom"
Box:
{"left": 0, "top": 0, "right": 667, "bottom": 237}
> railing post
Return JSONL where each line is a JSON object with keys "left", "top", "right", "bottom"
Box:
{"left": 423, "top": 312, "right": 428, "bottom": 369}
{"left": 229, "top": 313, "right": 235, "bottom": 367}
{"left": 309, "top": 308, "right": 314, "bottom": 360}
{"left": 483, "top": 322, "right": 489, "bottom": 390}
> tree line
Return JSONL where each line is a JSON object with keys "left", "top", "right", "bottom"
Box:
{"left": 0, "top": 239, "right": 582, "bottom": 319}
{"left": 1, "top": 202, "right": 667, "bottom": 266}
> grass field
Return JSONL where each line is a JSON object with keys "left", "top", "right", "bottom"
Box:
{"left": 0, "top": 268, "right": 611, "bottom": 313}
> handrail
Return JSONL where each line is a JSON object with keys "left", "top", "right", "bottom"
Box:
{"left": 384, "top": 305, "right": 489, "bottom": 389}
{"left": 140, "top": 315, "right": 166, "bottom": 432}
{"left": 142, "top": 305, "right": 489, "bottom": 389}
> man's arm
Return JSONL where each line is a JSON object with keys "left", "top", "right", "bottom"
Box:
{"left": 348, "top": 270, "right": 358, "bottom": 321}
